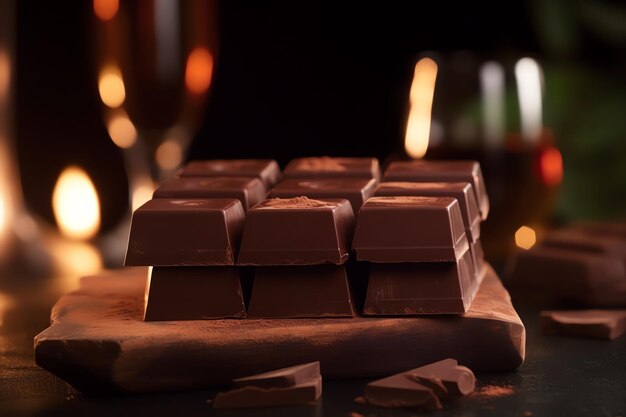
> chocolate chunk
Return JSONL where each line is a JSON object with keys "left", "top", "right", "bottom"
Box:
{"left": 179, "top": 159, "right": 281, "bottom": 187}
{"left": 284, "top": 156, "right": 381, "bottom": 180}
{"left": 125, "top": 199, "right": 245, "bottom": 266}
{"left": 352, "top": 196, "right": 469, "bottom": 262}
{"left": 237, "top": 197, "right": 355, "bottom": 266}
{"left": 153, "top": 177, "right": 266, "bottom": 211}
{"left": 363, "top": 249, "right": 475, "bottom": 315}
{"left": 383, "top": 160, "right": 489, "bottom": 220}
{"left": 213, "top": 375, "right": 322, "bottom": 409}
{"left": 540, "top": 310, "right": 626, "bottom": 340}
{"left": 407, "top": 359, "right": 476, "bottom": 396}
{"left": 364, "top": 373, "right": 442, "bottom": 410}
{"left": 144, "top": 267, "right": 245, "bottom": 321}
{"left": 247, "top": 265, "right": 355, "bottom": 318}
{"left": 267, "top": 178, "right": 377, "bottom": 215}
{"left": 375, "top": 181, "right": 481, "bottom": 242}
{"left": 232, "top": 362, "right": 320, "bottom": 389}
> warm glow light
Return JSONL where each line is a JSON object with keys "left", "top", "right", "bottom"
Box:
{"left": 132, "top": 178, "right": 155, "bottom": 211}
{"left": 404, "top": 58, "right": 438, "bottom": 159}
{"left": 0, "top": 192, "right": 6, "bottom": 237}
{"left": 156, "top": 139, "right": 183, "bottom": 170}
{"left": 515, "top": 226, "right": 537, "bottom": 250}
{"left": 107, "top": 113, "right": 137, "bottom": 148}
{"left": 515, "top": 58, "right": 543, "bottom": 144}
{"left": 94, "top": 0, "right": 119, "bottom": 21}
{"left": 98, "top": 66, "right": 126, "bottom": 108}
{"left": 0, "top": 50, "right": 10, "bottom": 100}
{"left": 185, "top": 47, "right": 214, "bottom": 94}
{"left": 480, "top": 61, "right": 505, "bottom": 147}
{"left": 52, "top": 167, "right": 101, "bottom": 240}
{"left": 538, "top": 146, "right": 563, "bottom": 186}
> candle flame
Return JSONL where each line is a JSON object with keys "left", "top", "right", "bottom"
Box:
{"left": 405, "top": 58, "right": 438, "bottom": 159}
{"left": 515, "top": 58, "right": 543, "bottom": 144}
{"left": 98, "top": 65, "right": 126, "bottom": 108}
{"left": 185, "top": 47, "right": 214, "bottom": 95}
{"left": 156, "top": 139, "right": 183, "bottom": 170}
{"left": 538, "top": 146, "right": 563, "bottom": 186}
{"left": 515, "top": 225, "right": 536, "bottom": 250}
{"left": 52, "top": 167, "right": 101, "bottom": 240}
{"left": 93, "top": 0, "right": 119, "bottom": 21}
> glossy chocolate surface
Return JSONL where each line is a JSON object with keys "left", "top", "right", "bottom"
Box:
{"left": 179, "top": 159, "right": 281, "bottom": 187}
{"left": 284, "top": 156, "right": 381, "bottom": 180}
{"left": 153, "top": 177, "right": 266, "bottom": 211}
{"left": 144, "top": 267, "right": 245, "bottom": 321}
{"left": 540, "top": 309, "right": 626, "bottom": 340}
{"left": 125, "top": 198, "right": 245, "bottom": 266}
{"left": 247, "top": 265, "right": 354, "bottom": 318}
{"left": 375, "top": 181, "right": 481, "bottom": 242}
{"left": 267, "top": 177, "right": 377, "bottom": 215}
{"left": 353, "top": 196, "right": 468, "bottom": 262}
{"left": 237, "top": 197, "right": 355, "bottom": 265}
{"left": 383, "top": 160, "right": 489, "bottom": 220}
{"left": 363, "top": 249, "right": 475, "bottom": 315}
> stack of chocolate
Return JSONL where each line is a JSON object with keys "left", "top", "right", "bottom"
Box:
{"left": 124, "top": 160, "right": 282, "bottom": 320}
{"left": 352, "top": 160, "right": 490, "bottom": 315}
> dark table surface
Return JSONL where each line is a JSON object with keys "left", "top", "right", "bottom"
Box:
{"left": 1, "top": 266, "right": 625, "bottom": 417}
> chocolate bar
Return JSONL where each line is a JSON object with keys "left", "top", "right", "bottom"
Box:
{"left": 470, "top": 240, "right": 486, "bottom": 280}
{"left": 179, "top": 159, "right": 281, "bottom": 187}
{"left": 375, "top": 181, "right": 481, "bottom": 242}
{"left": 363, "top": 249, "right": 475, "bottom": 315}
{"left": 125, "top": 199, "right": 245, "bottom": 266}
{"left": 383, "top": 160, "right": 489, "bottom": 220}
{"left": 352, "top": 196, "right": 468, "bottom": 262}
{"left": 144, "top": 267, "right": 245, "bottom": 321}
{"left": 247, "top": 265, "right": 354, "bottom": 318}
{"left": 283, "top": 156, "right": 381, "bottom": 180}
{"left": 153, "top": 177, "right": 266, "bottom": 211}
{"left": 237, "top": 197, "right": 355, "bottom": 266}
{"left": 407, "top": 358, "right": 476, "bottom": 397}
{"left": 267, "top": 177, "right": 377, "bottom": 215}
{"left": 232, "top": 362, "right": 320, "bottom": 389}
{"left": 540, "top": 310, "right": 626, "bottom": 340}
{"left": 213, "top": 376, "right": 322, "bottom": 409}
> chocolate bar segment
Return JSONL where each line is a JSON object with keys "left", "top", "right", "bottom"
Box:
{"left": 179, "top": 159, "right": 281, "bottom": 187}
{"left": 540, "top": 310, "right": 626, "bottom": 340}
{"left": 383, "top": 160, "right": 489, "bottom": 220}
{"left": 144, "top": 267, "right": 246, "bottom": 321}
{"left": 363, "top": 249, "right": 475, "bottom": 315}
{"left": 375, "top": 181, "right": 480, "bottom": 242}
{"left": 237, "top": 197, "right": 355, "bottom": 265}
{"left": 267, "top": 177, "right": 377, "bottom": 215}
{"left": 125, "top": 199, "right": 245, "bottom": 266}
{"left": 247, "top": 265, "right": 354, "bottom": 318}
{"left": 407, "top": 359, "right": 476, "bottom": 396}
{"left": 232, "top": 362, "right": 321, "bottom": 389}
{"left": 284, "top": 156, "right": 381, "bottom": 180}
{"left": 153, "top": 177, "right": 266, "bottom": 211}
{"left": 353, "top": 196, "right": 468, "bottom": 262}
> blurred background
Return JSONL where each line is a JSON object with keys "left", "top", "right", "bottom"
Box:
{"left": 1, "top": 0, "right": 626, "bottom": 275}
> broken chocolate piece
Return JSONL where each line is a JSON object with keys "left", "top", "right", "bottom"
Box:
{"left": 408, "top": 358, "right": 476, "bottom": 396}
{"left": 237, "top": 197, "right": 355, "bottom": 266}
{"left": 284, "top": 156, "right": 381, "bottom": 180}
{"left": 153, "top": 176, "right": 266, "bottom": 211}
{"left": 540, "top": 310, "right": 626, "bottom": 340}
{"left": 179, "top": 159, "right": 281, "bottom": 188}
{"left": 144, "top": 267, "right": 245, "bottom": 321}
{"left": 232, "top": 362, "right": 321, "bottom": 389}
{"left": 125, "top": 199, "right": 245, "bottom": 266}
{"left": 364, "top": 373, "right": 442, "bottom": 410}
{"left": 213, "top": 375, "right": 322, "bottom": 409}
{"left": 352, "top": 196, "right": 469, "bottom": 262}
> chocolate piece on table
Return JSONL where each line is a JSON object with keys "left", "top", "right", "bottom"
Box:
{"left": 375, "top": 181, "right": 481, "bottom": 242}
{"left": 232, "top": 362, "right": 320, "bottom": 389}
{"left": 540, "top": 310, "right": 626, "bottom": 340}
{"left": 144, "top": 267, "right": 245, "bottom": 321}
{"left": 383, "top": 160, "right": 489, "bottom": 220}
{"left": 125, "top": 199, "right": 245, "bottom": 266}
{"left": 213, "top": 375, "right": 322, "bottom": 409}
{"left": 179, "top": 159, "right": 281, "bottom": 187}
{"left": 363, "top": 249, "right": 475, "bottom": 315}
{"left": 247, "top": 265, "right": 354, "bottom": 318}
{"left": 507, "top": 245, "right": 625, "bottom": 299}
{"left": 283, "top": 156, "right": 381, "bottom": 181}
{"left": 237, "top": 197, "right": 355, "bottom": 266}
{"left": 352, "top": 196, "right": 468, "bottom": 263}
{"left": 267, "top": 177, "right": 377, "bottom": 215}
{"left": 153, "top": 177, "right": 266, "bottom": 211}
{"left": 364, "top": 373, "right": 442, "bottom": 410}
{"left": 542, "top": 229, "right": 626, "bottom": 267}
{"left": 407, "top": 358, "right": 476, "bottom": 397}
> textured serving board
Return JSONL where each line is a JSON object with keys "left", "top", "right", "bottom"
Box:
{"left": 34, "top": 265, "right": 525, "bottom": 394}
